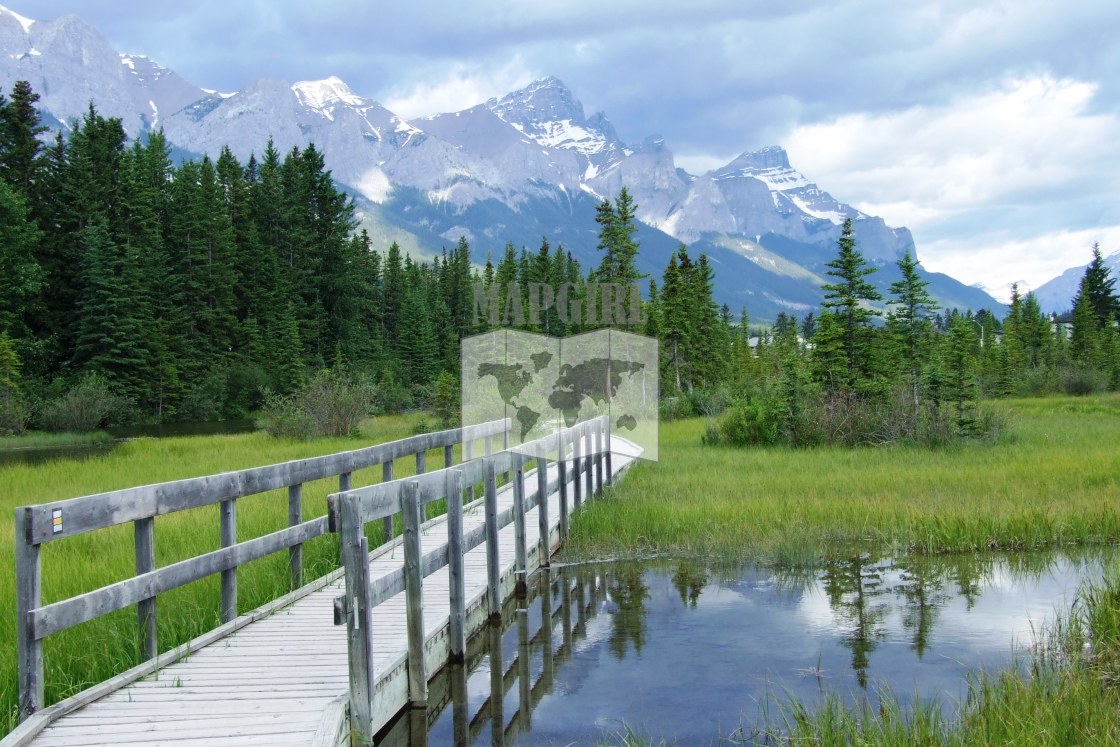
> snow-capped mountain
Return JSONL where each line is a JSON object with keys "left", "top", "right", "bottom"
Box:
{"left": 0, "top": 4, "right": 999, "bottom": 321}
{"left": 1032, "top": 250, "right": 1120, "bottom": 314}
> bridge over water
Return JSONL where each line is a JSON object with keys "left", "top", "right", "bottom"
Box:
{"left": 5, "top": 416, "right": 637, "bottom": 746}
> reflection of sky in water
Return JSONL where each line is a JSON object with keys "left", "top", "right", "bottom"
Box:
{"left": 423, "top": 551, "right": 1112, "bottom": 746}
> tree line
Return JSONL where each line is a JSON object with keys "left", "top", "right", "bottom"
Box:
{"left": 1, "top": 80, "right": 1117, "bottom": 441}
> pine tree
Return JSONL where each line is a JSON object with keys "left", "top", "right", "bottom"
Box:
{"left": 1074, "top": 244, "right": 1120, "bottom": 328}
{"left": 820, "top": 218, "right": 882, "bottom": 392}
{"left": 0, "top": 179, "right": 42, "bottom": 341}
{"left": 591, "top": 186, "right": 642, "bottom": 287}
{"left": 887, "top": 250, "right": 934, "bottom": 411}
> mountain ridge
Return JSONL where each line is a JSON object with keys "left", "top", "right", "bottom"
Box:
{"left": 0, "top": 4, "right": 1001, "bottom": 321}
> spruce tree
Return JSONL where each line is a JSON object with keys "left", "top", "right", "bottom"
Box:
{"left": 820, "top": 218, "right": 882, "bottom": 392}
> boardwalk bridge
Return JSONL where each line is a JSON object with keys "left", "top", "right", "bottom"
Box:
{"left": 5, "top": 415, "right": 638, "bottom": 746}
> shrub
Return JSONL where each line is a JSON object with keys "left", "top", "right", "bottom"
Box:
{"left": 1060, "top": 366, "right": 1109, "bottom": 396}
{"left": 37, "top": 375, "right": 129, "bottom": 433}
{"left": 257, "top": 368, "right": 377, "bottom": 439}
{"left": 708, "top": 396, "right": 783, "bottom": 446}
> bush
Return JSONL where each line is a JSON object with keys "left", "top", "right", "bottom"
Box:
{"left": 257, "top": 368, "right": 377, "bottom": 439}
{"left": 1060, "top": 366, "right": 1109, "bottom": 396}
{"left": 707, "top": 396, "right": 783, "bottom": 446}
{"left": 37, "top": 375, "right": 129, "bottom": 433}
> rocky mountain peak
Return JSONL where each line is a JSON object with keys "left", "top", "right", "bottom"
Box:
{"left": 291, "top": 75, "right": 365, "bottom": 112}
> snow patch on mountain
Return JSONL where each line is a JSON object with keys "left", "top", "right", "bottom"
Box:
{"left": 0, "top": 4, "right": 33, "bottom": 33}
{"left": 292, "top": 76, "right": 365, "bottom": 119}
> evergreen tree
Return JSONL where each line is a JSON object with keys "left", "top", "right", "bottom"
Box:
{"left": 1072, "top": 243, "right": 1119, "bottom": 329}
{"left": 820, "top": 218, "right": 882, "bottom": 392}
{"left": 887, "top": 250, "right": 934, "bottom": 411}
{"left": 591, "top": 186, "right": 641, "bottom": 286}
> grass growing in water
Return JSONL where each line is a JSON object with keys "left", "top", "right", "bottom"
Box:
{"left": 0, "top": 412, "right": 438, "bottom": 736}
{"left": 565, "top": 394, "right": 1120, "bottom": 564}
{"left": 0, "top": 431, "right": 114, "bottom": 451}
{"left": 766, "top": 571, "right": 1120, "bottom": 745}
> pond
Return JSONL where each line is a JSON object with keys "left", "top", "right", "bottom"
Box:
{"left": 0, "top": 419, "right": 256, "bottom": 467}
{"left": 382, "top": 549, "right": 1114, "bottom": 746}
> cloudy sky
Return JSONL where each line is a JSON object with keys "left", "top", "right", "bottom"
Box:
{"left": 22, "top": 0, "right": 1120, "bottom": 299}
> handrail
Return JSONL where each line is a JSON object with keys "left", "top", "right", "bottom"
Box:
{"left": 12, "top": 418, "right": 511, "bottom": 721}
{"left": 330, "top": 415, "right": 612, "bottom": 744}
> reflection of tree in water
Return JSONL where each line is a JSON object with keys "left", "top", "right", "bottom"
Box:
{"left": 819, "top": 555, "right": 891, "bottom": 689}
{"left": 894, "top": 562, "right": 949, "bottom": 658}
{"left": 605, "top": 567, "right": 651, "bottom": 660}
{"left": 671, "top": 560, "right": 709, "bottom": 608}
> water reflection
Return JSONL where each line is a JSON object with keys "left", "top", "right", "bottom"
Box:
{"left": 0, "top": 419, "right": 256, "bottom": 467}
{"left": 379, "top": 549, "right": 1112, "bottom": 746}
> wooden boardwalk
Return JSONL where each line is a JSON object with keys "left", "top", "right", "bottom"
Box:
{"left": 6, "top": 436, "right": 638, "bottom": 747}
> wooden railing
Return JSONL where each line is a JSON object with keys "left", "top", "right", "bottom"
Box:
{"left": 12, "top": 418, "right": 511, "bottom": 721}
{"left": 329, "top": 415, "right": 612, "bottom": 744}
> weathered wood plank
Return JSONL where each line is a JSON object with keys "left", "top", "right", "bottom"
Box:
{"left": 287, "top": 484, "right": 303, "bottom": 590}
{"left": 25, "top": 418, "right": 510, "bottom": 544}
{"left": 15, "top": 506, "right": 42, "bottom": 720}
{"left": 483, "top": 460, "right": 500, "bottom": 619}
{"left": 445, "top": 470, "right": 466, "bottom": 662}
{"left": 31, "top": 519, "right": 330, "bottom": 640}
{"left": 219, "top": 499, "right": 237, "bottom": 623}
{"left": 339, "top": 488, "right": 375, "bottom": 745}
{"left": 133, "top": 517, "right": 156, "bottom": 661}
{"left": 512, "top": 455, "right": 527, "bottom": 595}
{"left": 401, "top": 482, "right": 427, "bottom": 706}
{"left": 536, "top": 456, "right": 549, "bottom": 567}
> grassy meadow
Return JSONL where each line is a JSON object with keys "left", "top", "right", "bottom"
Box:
{"left": 0, "top": 412, "right": 438, "bottom": 736}
{"left": 566, "top": 395, "right": 1120, "bottom": 564}
{"left": 2, "top": 395, "right": 1119, "bottom": 741}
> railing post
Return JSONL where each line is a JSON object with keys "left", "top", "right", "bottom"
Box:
{"left": 584, "top": 428, "right": 594, "bottom": 501}
{"left": 382, "top": 461, "right": 394, "bottom": 544}
{"left": 605, "top": 417, "right": 613, "bottom": 487}
{"left": 446, "top": 470, "right": 467, "bottom": 663}
{"left": 402, "top": 481, "right": 428, "bottom": 706}
{"left": 339, "top": 496, "right": 375, "bottom": 744}
{"left": 512, "top": 454, "right": 527, "bottom": 597}
{"left": 444, "top": 443, "right": 454, "bottom": 468}
{"left": 464, "top": 438, "right": 473, "bottom": 462}
{"left": 557, "top": 432, "right": 569, "bottom": 540}
{"left": 594, "top": 422, "right": 604, "bottom": 495}
{"left": 536, "top": 455, "right": 550, "bottom": 565}
{"left": 219, "top": 498, "right": 237, "bottom": 622}
{"left": 15, "top": 506, "right": 43, "bottom": 720}
{"left": 451, "top": 662, "right": 469, "bottom": 745}
{"left": 572, "top": 430, "right": 583, "bottom": 509}
{"left": 134, "top": 516, "right": 157, "bottom": 660}
{"left": 484, "top": 434, "right": 493, "bottom": 456}
{"left": 414, "top": 451, "right": 426, "bottom": 521}
{"left": 288, "top": 483, "right": 303, "bottom": 589}
{"left": 483, "top": 458, "right": 501, "bottom": 619}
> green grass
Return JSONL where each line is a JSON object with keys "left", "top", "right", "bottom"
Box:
{"left": 565, "top": 394, "right": 1120, "bottom": 564}
{"left": 0, "top": 431, "right": 114, "bottom": 451}
{"left": 0, "top": 412, "right": 441, "bottom": 736}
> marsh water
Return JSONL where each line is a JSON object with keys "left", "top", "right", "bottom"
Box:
{"left": 382, "top": 549, "right": 1115, "bottom": 746}
{"left": 0, "top": 419, "right": 256, "bottom": 466}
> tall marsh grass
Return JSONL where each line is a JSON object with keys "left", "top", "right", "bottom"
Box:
{"left": 566, "top": 394, "right": 1120, "bottom": 563}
